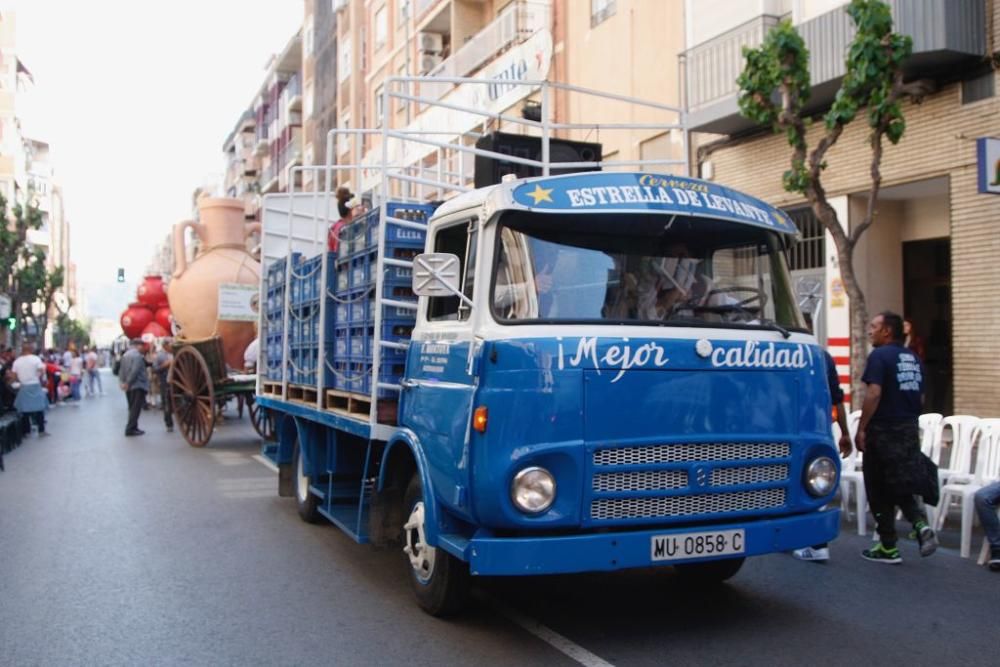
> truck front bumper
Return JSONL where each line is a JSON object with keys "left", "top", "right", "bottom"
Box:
{"left": 463, "top": 509, "right": 840, "bottom": 576}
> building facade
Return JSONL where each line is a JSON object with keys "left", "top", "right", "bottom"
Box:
{"left": 684, "top": 0, "right": 999, "bottom": 415}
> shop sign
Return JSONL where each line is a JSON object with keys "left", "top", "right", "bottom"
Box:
{"left": 830, "top": 277, "right": 846, "bottom": 308}
{"left": 977, "top": 137, "right": 1000, "bottom": 195}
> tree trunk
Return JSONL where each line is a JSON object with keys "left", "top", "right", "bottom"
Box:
{"left": 833, "top": 234, "right": 869, "bottom": 409}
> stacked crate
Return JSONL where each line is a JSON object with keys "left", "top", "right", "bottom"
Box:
{"left": 262, "top": 253, "right": 300, "bottom": 382}
{"left": 329, "top": 203, "right": 435, "bottom": 397}
{"left": 287, "top": 252, "right": 337, "bottom": 387}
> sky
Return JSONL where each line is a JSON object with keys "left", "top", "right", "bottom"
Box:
{"left": 9, "top": 0, "right": 303, "bottom": 320}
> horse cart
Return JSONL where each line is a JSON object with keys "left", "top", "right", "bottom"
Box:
{"left": 168, "top": 336, "right": 274, "bottom": 447}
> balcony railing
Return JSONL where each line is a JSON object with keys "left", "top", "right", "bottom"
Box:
{"left": 685, "top": 0, "right": 986, "bottom": 134}
{"left": 281, "top": 74, "right": 302, "bottom": 112}
{"left": 685, "top": 15, "right": 781, "bottom": 112}
{"left": 421, "top": 0, "right": 551, "bottom": 101}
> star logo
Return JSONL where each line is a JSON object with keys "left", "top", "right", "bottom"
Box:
{"left": 526, "top": 184, "right": 554, "bottom": 205}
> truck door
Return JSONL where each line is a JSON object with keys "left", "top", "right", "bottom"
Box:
{"left": 400, "top": 218, "right": 479, "bottom": 518}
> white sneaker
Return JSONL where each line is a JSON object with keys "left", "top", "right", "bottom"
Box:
{"left": 792, "top": 546, "right": 830, "bottom": 562}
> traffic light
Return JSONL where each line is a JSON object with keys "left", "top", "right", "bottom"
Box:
{"left": 6, "top": 317, "right": 15, "bottom": 331}
{"left": 117, "top": 268, "right": 125, "bottom": 283}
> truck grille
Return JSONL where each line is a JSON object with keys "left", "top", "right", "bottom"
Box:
{"left": 589, "top": 442, "right": 791, "bottom": 522}
{"left": 591, "top": 488, "right": 787, "bottom": 520}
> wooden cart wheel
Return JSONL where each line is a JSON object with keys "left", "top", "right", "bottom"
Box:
{"left": 248, "top": 394, "right": 277, "bottom": 441}
{"left": 169, "top": 345, "right": 216, "bottom": 448}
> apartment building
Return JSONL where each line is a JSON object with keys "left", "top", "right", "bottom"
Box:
{"left": 222, "top": 31, "right": 304, "bottom": 219}
{"left": 684, "top": 0, "right": 999, "bottom": 415}
{"left": 0, "top": 10, "right": 35, "bottom": 206}
{"left": 326, "top": 0, "right": 686, "bottom": 196}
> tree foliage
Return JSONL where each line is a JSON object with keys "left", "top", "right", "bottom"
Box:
{"left": 736, "top": 0, "right": 932, "bottom": 403}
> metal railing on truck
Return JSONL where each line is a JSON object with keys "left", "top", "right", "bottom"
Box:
{"left": 258, "top": 76, "right": 688, "bottom": 438}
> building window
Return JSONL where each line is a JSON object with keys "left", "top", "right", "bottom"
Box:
{"left": 338, "top": 115, "right": 350, "bottom": 155}
{"left": 962, "top": 69, "right": 995, "bottom": 105}
{"left": 339, "top": 37, "right": 352, "bottom": 82}
{"left": 591, "top": 0, "right": 616, "bottom": 27}
{"left": 374, "top": 84, "right": 385, "bottom": 127}
{"left": 304, "top": 16, "right": 314, "bottom": 55}
{"left": 784, "top": 206, "right": 825, "bottom": 271}
{"left": 374, "top": 6, "right": 388, "bottom": 51}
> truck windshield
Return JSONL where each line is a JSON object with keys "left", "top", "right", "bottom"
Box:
{"left": 490, "top": 213, "right": 805, "bottom": 330}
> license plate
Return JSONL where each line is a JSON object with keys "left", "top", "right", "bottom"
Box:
{"left": 650, "top": 529, "right": 745, "bottom": 562}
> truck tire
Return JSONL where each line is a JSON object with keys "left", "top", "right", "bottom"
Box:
{"left": 674, "top": 557, "right": 745, "bottom": 584}
{"left": 402, "top": 473, "right": 470, "bottom": 616}
{"left": 293, "top": 441, "right": 320, "bottom": 524}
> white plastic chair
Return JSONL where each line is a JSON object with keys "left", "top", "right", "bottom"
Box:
{"left": 934, "top": 415, "right": 980, "bottom": 486}
{"left": 838, "top": 411, "right": 867, "bottom": 535}
{"left": 919, "top": 413, "right": 943, "bottom": 456}
{"left": 935, "top": 420, "right": 1000, "bottom": 557}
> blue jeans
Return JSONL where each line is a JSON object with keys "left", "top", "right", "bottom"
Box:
{"left": 974, "top": 480, "right": 1000, "bottom": 549}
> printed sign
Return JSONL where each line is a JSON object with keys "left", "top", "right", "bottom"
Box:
{"left": 977, "top": 137, "right": 1000, "bottom": 195}
{"left": 218, "top": 283, "right": 259, "bottom": 321}
{"left": 512, "top": 172, "right": 798, "bottom": 234}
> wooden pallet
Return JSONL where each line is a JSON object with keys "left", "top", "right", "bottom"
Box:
{"left": 324, "top": 390, "right": 397, "bottom": 424}
{"left": 261, "top": 381, "right": 284, "bottom": 398}
{"left": 288, "top": 384, "right": 319, "bottom": 405}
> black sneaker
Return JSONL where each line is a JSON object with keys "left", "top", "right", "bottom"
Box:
{"left": 861, "top": 543, "right": 902, "bottom": 564}
{"left": 989, "top": 548, "right": 1000, "bottom": 572}
{"left": 916, "top": 523, "right": 939, "bottom": 557}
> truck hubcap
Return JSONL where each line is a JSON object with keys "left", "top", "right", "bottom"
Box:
{"left": 403, "top": 501, "right": 435, "bottom": 583}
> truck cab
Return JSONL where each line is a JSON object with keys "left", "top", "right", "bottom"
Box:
{"left": 390, "top": 171, "right": 839, "bottom": 610}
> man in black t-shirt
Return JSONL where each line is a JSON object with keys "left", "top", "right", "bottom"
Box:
{"left": 857, "top": 311, "right": 938, "bottom": 564}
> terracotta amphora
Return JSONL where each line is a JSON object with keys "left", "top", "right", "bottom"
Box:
{"left": 168, "top": 197, "right": 261, "bottom": 370}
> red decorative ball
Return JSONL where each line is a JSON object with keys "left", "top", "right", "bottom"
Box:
{"left": 137, "top": 275, "right": 167, "bottom": 307}
{"left": 142, "top": 321, "right": 169, "bottom": 339}
{"left": 121, "top": 303, "right": 154, "bottom": 338}
{"left": 154, "top": 306, "right": 171, "bottom": 332}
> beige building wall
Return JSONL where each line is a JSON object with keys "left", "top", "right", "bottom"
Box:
{"left": 701, "top": 15, "right": 1000, "bottom": 415}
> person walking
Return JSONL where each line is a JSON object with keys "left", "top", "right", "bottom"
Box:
{"left": 84, "top": 346, "right": 102, "bottom": 396}
{"left": 153, "top": 341, "right": 174, "bottom": 433}
{"left": 119, "top": 338, "right": 149, "bottom": 436}
{"left": 11, "top": 342, "right": 49, "bottom": 437}
{"left": 68, "top": 349, "right": 84, "bottom": 402}
{"left": 856, "top": 311, "right": 938, "bottom": 564}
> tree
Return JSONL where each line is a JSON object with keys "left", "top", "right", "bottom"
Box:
{"left": 737, "top": 0, "right": 933, "bottom": 403}
{"left": 55, "top": 312, "right": 91, "bottom": 351}
{"left": 0, "top": 192, "right": 51, "bottom": 347}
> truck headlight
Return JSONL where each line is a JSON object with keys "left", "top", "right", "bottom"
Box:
{"left": 511, "top": 466, "right": 556, "bottom": 514}
{"left": 805, "top": 456, "right": 837, "bottom": 497}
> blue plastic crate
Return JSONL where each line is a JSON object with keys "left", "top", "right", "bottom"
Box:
{"left": 357, "top": 359, "right": 408, "bottom": 398}
{"left": 366, "top": 202, "right": 435, "bottom": 248}
{"left": 332, "top": 326, "right": 351, "bottom": 361}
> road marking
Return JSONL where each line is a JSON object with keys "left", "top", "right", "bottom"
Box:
{"left": 208, "top": 451, "right": 251, "bottom": 466}
{"left": 217, "top": 476, "right": 276, "bottom": 499}
{"left": 253, "top": 454, "right": 279, "bottom": 473}
{"left": 489, "top": 599, "right": 616, "bottom": 667}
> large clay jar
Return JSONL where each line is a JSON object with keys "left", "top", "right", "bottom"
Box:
{"left": 168, "top": 197, "right": 261, "bottom": 370}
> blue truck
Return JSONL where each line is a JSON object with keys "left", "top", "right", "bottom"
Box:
{"left": 256, "top": 170, "right": 841, "bottom": 615}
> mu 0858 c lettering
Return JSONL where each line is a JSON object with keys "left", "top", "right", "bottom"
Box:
{"left": 651, "top": 529, "right": 745, "bottom": 562}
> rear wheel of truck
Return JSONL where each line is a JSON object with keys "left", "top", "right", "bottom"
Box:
{"left": 293, "top": 441, "right": 320, "bottom": 524}
{"left": 402, "top": 473, "right": 470, "bottom": 616}
{"left": 674, "top": 557, "right": 745, "bottom": 584}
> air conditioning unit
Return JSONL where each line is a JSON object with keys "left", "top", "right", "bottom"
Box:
{"left": 417, "top": 31, "right": 443, "bottom": 54}
{"left": 334, "top": 0, "right": 349, "bottom": 12}
{"left": 418, "top": 53, "right": 443, "bottom": 74}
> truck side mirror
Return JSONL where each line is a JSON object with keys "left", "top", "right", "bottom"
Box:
{"left": 411, "top": 253, "right": 463, "bottom": 298}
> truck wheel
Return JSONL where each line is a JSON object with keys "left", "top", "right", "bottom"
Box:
{"left": 402, "top": 473, "right": 470, "bottom": 616}
{"left": 674, "top": 557, "right": 745, "bottom": 584}
{"left": 293, "top": 441, "right": 320, "bottom": 524}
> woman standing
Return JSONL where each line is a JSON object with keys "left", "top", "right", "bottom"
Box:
{"left": 11, "top": 342, "right": 49, "bottom": 436}
{"left": 903, "top": 317, "right": 926, "bottom": 361}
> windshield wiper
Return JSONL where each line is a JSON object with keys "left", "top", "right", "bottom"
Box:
{"left": 756, "top": 318, "right": 791, "bottom": 339}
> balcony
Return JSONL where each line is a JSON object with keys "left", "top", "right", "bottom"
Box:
{"left": 686, "top": 0, "right": 987, "bottom": 135}
{"left": 282, "top": 74, "right": 302, "bottom": 113}
{"left": 421, "top": 0, "right": 551, "bottom": 101}
{"left": 260, "top": 161, "right": 279, "bottom": 194}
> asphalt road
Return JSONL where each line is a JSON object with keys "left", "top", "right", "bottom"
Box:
{"left": 1, "top": 372, "right": 996, "bottom": 667}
